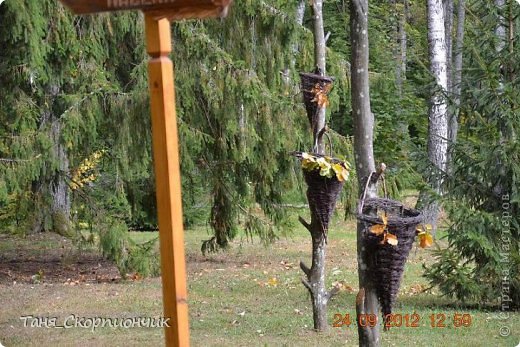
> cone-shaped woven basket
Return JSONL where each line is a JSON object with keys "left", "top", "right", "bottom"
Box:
{"left": 357, "top": 197, "right": 423, "bottom": 321}
{"left": 303, "top": 169, "right": 344, "bottom": 234}
{"left": 299, "top": 72, "right": 333, "bottom": 127}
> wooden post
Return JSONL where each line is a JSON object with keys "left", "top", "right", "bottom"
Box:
{"left": 144, "top": 15, "right": 190, "bottom": 347}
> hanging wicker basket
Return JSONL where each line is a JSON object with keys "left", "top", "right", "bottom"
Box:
{"left": 293, "top": 152, "right": 348, "bottom": 235}
{"left": 303, "top": 169, "right": 344, "bottom": 234}
{"left": 357, "top": 196, "right": 423, "bottom": 322}
{"left": 299, "top": 72, "right": 333, "bottom": 127}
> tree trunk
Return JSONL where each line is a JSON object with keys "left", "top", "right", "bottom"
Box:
{"left": 30, "top": 88, "right": 72, "bottom": 236}
{"left": 284, "top": 1, "right": 306, "bottom": 90}
{"left": 418, "top": 0, "right": 448, "bottom": 234}
{"left": 312, "top": 0, "right": 327, "bottom": 154}
{"left": 350, "top": 0, "right": 381, "bottom": 345}
{"left": 396, "top": 0, "right": 408, "bottom": 135}
{"left": 49, "top": 120, "right": 72, "bottom": 237}
{"left": 310, "top": 0, "right": 327, "bottom": 330}
{"left": 396, "top": 0, "right": 408, "bottom": 97}
{"left": 491, "top": 0, "right": 511, "bottom": 198}
{"left": 299, "top": 0, "right": 333, "bottom": 332}
{"left": 449, "top": 0, "right": 465, "bottom": 147}
{"left": 443, "top": 0, "right": 454, "bottom": 93}
{"left": 495, "top": 0, "right": 506, "bottom": 51}
{"left": 309, "top": 234, "right": 327, "bottom": 328}
{"left": 293, "top": 0, "right": 306, "bottom": 72}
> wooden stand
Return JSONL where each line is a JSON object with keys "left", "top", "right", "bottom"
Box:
{"left": 145, "top": 15, "right": 190, "bottom": 347}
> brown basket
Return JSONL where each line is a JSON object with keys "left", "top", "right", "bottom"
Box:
{"left": 304, "top": 169, "right": 344, "bottom": 234}
{"left": 299, "top": 72, "right": 333, "bottom": 127}
{"left": 293, "top": 152, "right": 346, "bottom": 235}
{"left": 357, "top": 196, "right": 423, "bottom": 322}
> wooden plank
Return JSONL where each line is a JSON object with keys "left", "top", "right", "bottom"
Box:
{"left": 145, "top": 15, "right": 190, "bottom": 347}
{"left": 59, "top": 0, "right": 232, "bottom": 19}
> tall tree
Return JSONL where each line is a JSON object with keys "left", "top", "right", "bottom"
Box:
{"left": 298, "top": 0, "right": 337, "bottom": 332}
{"left": 420, "top": 0, "right": 448, "bottom": 233}
{"left": 443, "top": 0, "right": 454, "bottom": 92}
{"left": 424, "top": 0, "right": 519, "bottom": 307}
{"left": 172, "top": 1, "right": 307, "bottom": 252}
{"left": 395, "top": 0, "right": 408, "bottom": 96}
{"left": 448, "top": 0, "right": 465, "bottom": 147}
{"left": 0, "top": 1, "right": 144, "bottom": 236}
{"left": 350, "top": 0, "right": 381, "bottom": 345}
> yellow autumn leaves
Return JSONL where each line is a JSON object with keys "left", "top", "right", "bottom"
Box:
{"left": 70, "top": 150, "right": 105, "bottom": 190}
{"left": 369, "top": 212, "right": 398, "bottom": 246}
{"left": 310, "top": 83, "right": 333, "bottom": 108}
{"left": 301, "top": 152, "right": 350, "bottom": 182}
{"left": 369, "top": 212, "right": 433, "bottom": 248}
{"left": 416, "top": 224, "right": 433, "bottom": 248}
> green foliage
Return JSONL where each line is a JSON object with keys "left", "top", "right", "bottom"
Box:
{"left": 96, "top": 216, "right": 160, "bottom": 277}
{"left": 172, "top": 1, "right": 316, "bottom": 250}
{"left": 424, "top": 0, "right": 520, "bottom": 307}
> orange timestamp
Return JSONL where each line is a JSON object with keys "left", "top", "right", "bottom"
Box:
{"left": 332, "top": 313, "right": 473, "bottom": 328}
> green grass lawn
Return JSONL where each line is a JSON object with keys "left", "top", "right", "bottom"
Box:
{"left": 0, "top": 212, "right": 518, "bottom": 346}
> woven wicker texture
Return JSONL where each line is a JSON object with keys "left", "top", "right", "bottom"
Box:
{"left": 357, "top": 198, "right": 423, "bottom": 320}
{"left": 299, "top": 72, "right": 333, "bottom": 127}
{"left": 303, "top": 169, "right": 344, "bottom": 234}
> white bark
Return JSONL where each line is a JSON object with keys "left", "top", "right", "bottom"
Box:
{"left": 423, "top": 0, "right": 449, "bottom": 230}
{"left": 495, "top": 0, "right": 506, "bottom": 52}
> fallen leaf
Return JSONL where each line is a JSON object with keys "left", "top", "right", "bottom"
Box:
{"left": 267, "top": 277, "right": 278, "bottom": 287}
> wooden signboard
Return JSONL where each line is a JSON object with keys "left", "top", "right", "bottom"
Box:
{"left": 60, "top": 0, "right": 232, "bottom": 20}
{"left": 57, "top": 0, "right": 233, "bottom": 346}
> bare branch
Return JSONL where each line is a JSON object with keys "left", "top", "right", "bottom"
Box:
{"left": 298, "top": 215, "right": 312, "bottom": 232}
{"left": 324, "top": 31, "right": 331, "bottom": 43}
{"left": 300, "top": 260, "right": 311, "bottom": 278}
{"left": 355, "top": 288, "right": 366, "bottom": 315}
{"left": 301, "top": 277, "right": 313, "bottom": 292}
{"left": 0, "top": 154, "right": 42, "bottom": 164}
{"left": 327, "top": 285, "right": 341, "bottom": 300}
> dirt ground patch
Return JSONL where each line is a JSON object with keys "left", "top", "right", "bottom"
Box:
{"left": 0, "top": 233, "right": 121, "bottom": 285}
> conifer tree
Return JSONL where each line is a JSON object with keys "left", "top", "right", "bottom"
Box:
{"left": 0, "top": 1, "right": 145, "bottom": 236}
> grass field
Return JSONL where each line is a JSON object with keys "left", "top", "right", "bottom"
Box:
{"left": 0, "top": 210, "right": 518, "bottom": 346}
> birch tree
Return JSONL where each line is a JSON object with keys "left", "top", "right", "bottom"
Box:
{"left": 421, "top": 0, "right": 448, "bottom": 232}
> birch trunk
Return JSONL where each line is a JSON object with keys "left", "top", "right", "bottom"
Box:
{"left": 492, "top": 0, "right": 510, "bottom": 198}
{"left": 350, "top": 0, "right": 381, "bottom": 345}
{"left": 421, "top": 0, "right": 449, "bottom": 233}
